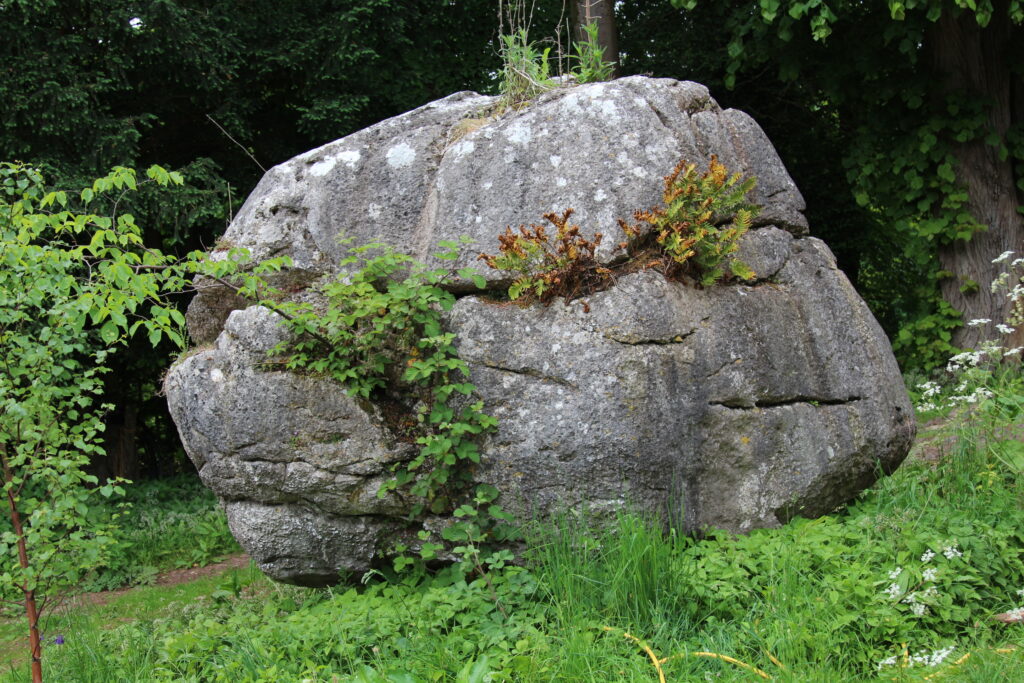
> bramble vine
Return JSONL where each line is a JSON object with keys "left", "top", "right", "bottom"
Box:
{"left": 196, "top": 239, "right": 513, "bottom": 564}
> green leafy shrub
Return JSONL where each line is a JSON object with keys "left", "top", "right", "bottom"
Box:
{"left": 270, "top": 241, "right": 497, "bottom": 518}
{"left": 498, "top": 29, "right": 556, "bottom": 109}
{"left": 197, "top": 240, "right": 504, "bottom": 542}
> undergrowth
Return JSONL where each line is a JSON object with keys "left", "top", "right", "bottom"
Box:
{"left": 1, "top": 476, "right": 239, "bottom": 602}
{"left": 79, "top": 475, "right": 240, "bottom": 592}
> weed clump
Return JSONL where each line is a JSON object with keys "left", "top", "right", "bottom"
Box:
{"left": 478, "top": 208, "right": 610, "bottom": 306}
{"left": 619, "top": 154, "right": 758, "bottom": 286}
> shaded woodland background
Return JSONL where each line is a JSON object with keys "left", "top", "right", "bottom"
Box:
{"left": 2, "top": 0, "right": 1020, "bottom": 479}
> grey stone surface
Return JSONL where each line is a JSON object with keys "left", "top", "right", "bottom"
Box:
{"left": 188, "top": 77, "right": 807, "bottom": 332}
{"left": 448, "top": 233, "right": 913, "bottom": 532}
{"left": 166, "top": 77, "right": 914, "bottom": 584}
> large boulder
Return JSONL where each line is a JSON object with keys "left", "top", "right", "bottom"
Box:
{"left": 166, "top": 77, "right": 915, "bottom": 585}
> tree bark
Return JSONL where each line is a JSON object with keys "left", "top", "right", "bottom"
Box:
{"left": 2, "top": 445, "right": 44, "bottom": 683}
{"left": 106, "top": 403, "right": 140, "bottom": 480}
{"left": 928, "top": 7, "right": 1024, "bottom": 351}
{"left": 570, "top": 0, "right": 620, "bottom": 77}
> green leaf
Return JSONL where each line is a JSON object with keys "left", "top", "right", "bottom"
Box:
{"left": 99, "top": 321, "right": 120, "bottom": 344}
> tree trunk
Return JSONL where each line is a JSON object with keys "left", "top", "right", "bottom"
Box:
{"left": 107, "top": 403, "right": 140, "bottom": 480}
{"left": 570, "top": 0, "right": 620, "bottom": 77}
{"left": 928, "top": 7, "right": 1024, "bottom": 351}
{"left": 2, "top": 446, "right": 44, "bottom": 683}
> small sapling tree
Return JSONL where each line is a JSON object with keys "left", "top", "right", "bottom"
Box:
{"left": 0, "top": 162, "right": 186, "bottom": 682}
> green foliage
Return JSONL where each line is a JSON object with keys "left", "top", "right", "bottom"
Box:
{"left": 0, "top": 476, "right": 238, "bottom": 597}
{"left": 498, "top": 29, "right": 557, "bottom": 109}
{"left": 0, "top": 162, "right": 190, "bottom": 676}
{"left": 892, "top": 298, "right": 963, "bottom": 372}
{"left": 198, "top": 240, "right": 504, "bottom": 541}
{"left": 667, "top": 0, "right": 1024, "bottom": 370}
{"left": 76, "top": 476, "right": 240, "bottom": 593}
{"left": 529, "top": 378, "right": 1024, "bottom": 676}
{"left": 0, "top": 0, "right": 509, "bottom": 479}
{"left": 18, "top": 370, "right": 1024, "bottom": 680}
{"left": 570, "top": 22, "right": 616, "bottom": 83}
{"left": 621, "top": 155, "right": 759, "bottom": 286}
{"left": 14, "top": 563, "right": 547, "bottom": 682}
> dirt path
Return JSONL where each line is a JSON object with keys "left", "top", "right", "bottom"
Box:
{"left": 64, "top": 553, "right": 252, "bottom": 610}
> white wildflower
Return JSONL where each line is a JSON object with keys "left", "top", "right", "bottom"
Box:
{"left": 1006, "top": 607, "right": 1024, "bottom": 621}
{"left": 992, "top": 250, "right": 1014, "bottom": 264}
{"left": 943, "top": 544, "right": 963, "bottom": 559}
{"left": 881, "top": 646, "right": 956, "bottom": 670}
{"left": 888, "top": 567, "right": 903, "bottom": 579}
{"left": 992, "top": 272, "right": 1011, "bottom": 291}
{"left": 911, "top": 602, "right": 927, "bottom": 616}
{"left": 1005, "top": 347, "right": 1024, "bottom": 357}
{"left": 923, "top": 568, "right": 938, "bottom": 582}
{"left": 972, "top": 388, "right": 994, "bottom": 402}
{"left": 951, "top": 387, "right": 994, "bottom": 405}
{"left": 967, "top": 318, "right": 991, "bottom": 327}
{"left": 1016, "top": 588, "right": 1024, "bottom": 598}
{"left": 1012, "top": 258, "right": 1024, "bottom": 268}
{"left": 947, "top": 350, "right": 983, "bottom": 370}
{"left": 996, "top": 323, "right": 1016, "bottom": 334}
{"left": 925, "top": 646, "right": 956, "bottom": 666}
{"left": 921, "top": 549, "right": 936, "bottom": 563}
{"left": 920, "top": 586, "right": 939, "bottom": 600}
{"left": 886, "top": 582, "right": 903, "bottom": 599}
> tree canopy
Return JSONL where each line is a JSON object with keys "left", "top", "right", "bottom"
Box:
{"left": 669, "top": 0, "right": 1024, "bottom": 367}
{"left": 0, "top": 0, "right": 508, "bottom": 476}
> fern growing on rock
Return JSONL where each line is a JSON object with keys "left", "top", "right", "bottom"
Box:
{"left": 480, "top": 156, "right": 760, "bottom": 304}
{"left": 477, "top": 208, "right": 611, "bottom": 306}
{"left": 620, "top": 155, "right": 759, "bottom": 286}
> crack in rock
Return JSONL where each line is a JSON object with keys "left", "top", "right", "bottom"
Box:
{"left": 602, "top": 331, "right": 696, "bottom": 346}
{"left": 480, "top": 361, "right": 578, "bottom": 388}
{"left": 709, "top": 395, "right": 862, "bottom": 409}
